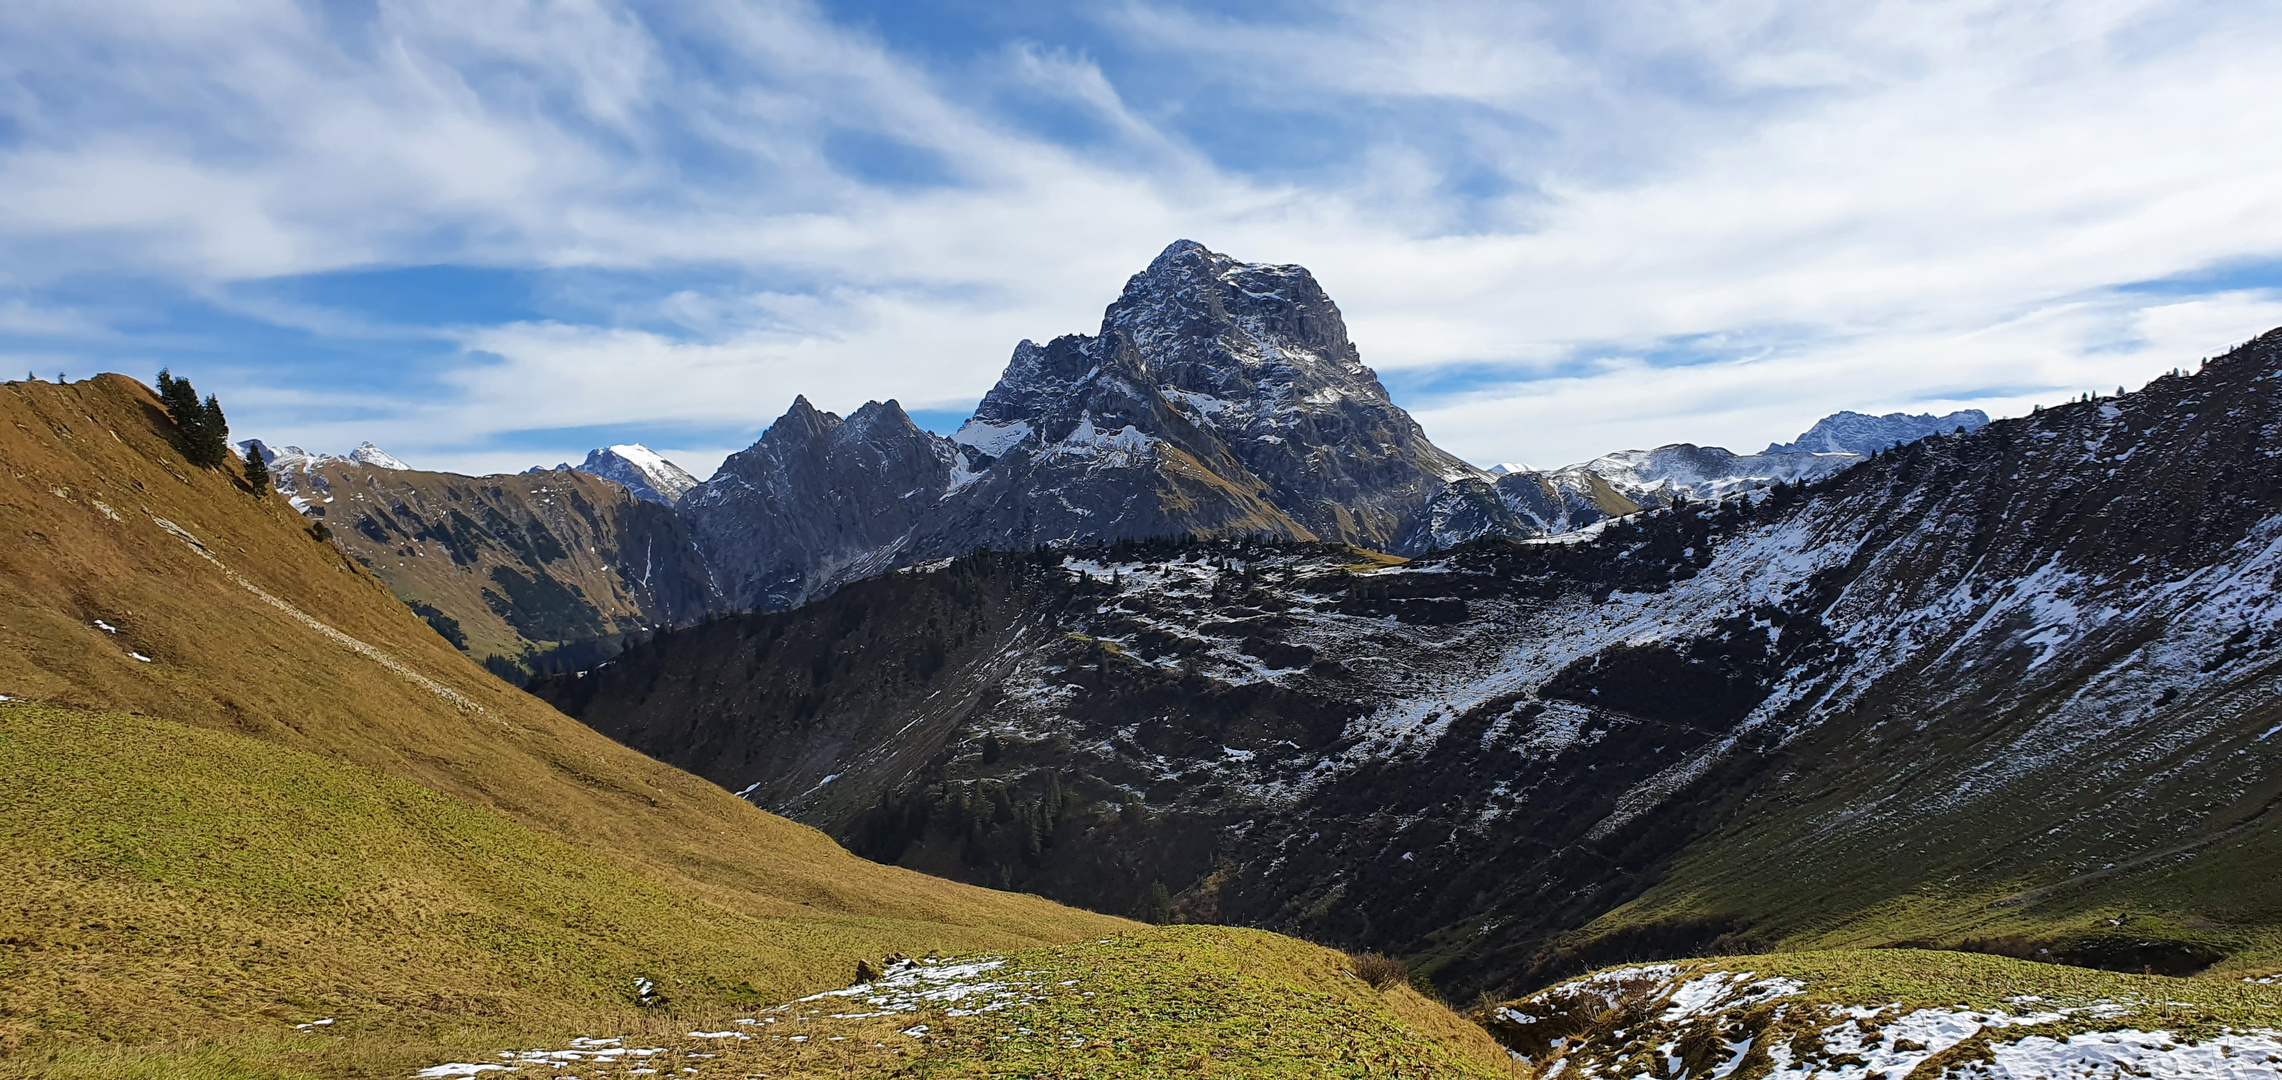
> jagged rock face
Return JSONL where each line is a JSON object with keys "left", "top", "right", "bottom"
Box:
{"left": 575, "top": 444, "right": 699, "bottom": 506}
{"left": 539, "top": 329, "right": 2282, "bottom": 998}
{"left": 1762, "top": 408, "right": 1988, "bottom": 454}
{"left": 682, "top": 241, "right": 1502, "bottom": 610}
{"left": 296, "top": 462, "right": 719, "bottom": 678}
{"left": 682, "top": 397, "right": 968, "bottom": 613}
{"left": 975, "top": 240, "right": 1491, "bottom": 550}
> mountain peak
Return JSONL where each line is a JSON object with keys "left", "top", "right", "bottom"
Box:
{"left": 1149, "top": 238, "right": 1211, "bottom": 266}
{"left": 1763, "top": 409, "right": 1991, "bottom": 455}
{"left": 575, "top": 443, "right": 700, "bottom": 506}
{"left": 348, "top": 441, "right": 411, "bottom": 470}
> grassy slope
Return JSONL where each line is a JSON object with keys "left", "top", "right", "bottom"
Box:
{"left": 348, "top": 927, "right": 1517, "bottom": 1080}
{"left": 0, "top": 376, "right": 1124, "bottom": 1053}
{"left": 0, "top": 376, "right": 1516, "bottom": 1078}
{"left": 2, "top": 700, "right": 1065, "bottom": 1067}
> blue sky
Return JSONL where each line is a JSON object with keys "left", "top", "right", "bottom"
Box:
{"left": 4, "top": 0, "right": 2281, "bottom": 476}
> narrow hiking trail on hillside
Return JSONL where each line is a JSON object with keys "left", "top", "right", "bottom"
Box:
{"left": 148, "top": 513, "right": 490, "bottom": 714}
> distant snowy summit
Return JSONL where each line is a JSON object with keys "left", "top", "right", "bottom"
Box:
{"left": 1474, "top": 408, "right": 1993, "bottom": 540}
{"left": 1763, "top": 409, "right": 1989, "bottom": 455}
{"left": 241, "top": 439, "right": 412, "bottom": 473}
{"left": 573, "top": 444, "right": 700, "bottom": 507}
{"left": 238, "top": 439, "right": 413, "bottom": 507}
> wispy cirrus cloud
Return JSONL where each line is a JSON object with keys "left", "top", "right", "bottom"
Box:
{"left": 1, "top": 0, "right": 2278, "bottom": 476}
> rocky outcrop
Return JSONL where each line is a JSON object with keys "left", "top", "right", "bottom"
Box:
{"left": 682, "top": 398, "right": 973, "bottom": 613}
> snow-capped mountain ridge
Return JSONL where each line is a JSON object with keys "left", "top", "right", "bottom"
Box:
{"left": 1762, "top": 408, "right": 1989, "bottom": 455}
{"left": 239, "top": 439, "right": 412, "bottom": 502}
{"left": 573, "top": 443, "right": 700, "bottom": 507}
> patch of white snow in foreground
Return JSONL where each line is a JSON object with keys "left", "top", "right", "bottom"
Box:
{"left": 796, "top": 957, "right": 1040, "bottom": 1018}
{"left": 1955, "top": 1029, "right": 2282, "bottom": 1079}
{"left": 412, "top": 1065, "right": 512, "bottom": 1078}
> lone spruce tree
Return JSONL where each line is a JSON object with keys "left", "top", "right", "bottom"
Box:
{"left": 198, "top": 394, "right": 230, "bottom": 469}
{"left": 243, "top": 443, "right": 271, "bottom": 491}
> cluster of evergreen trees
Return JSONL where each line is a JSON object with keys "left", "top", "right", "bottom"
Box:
{"left": 155, "top": 369, "right": 265, "bottom": 489}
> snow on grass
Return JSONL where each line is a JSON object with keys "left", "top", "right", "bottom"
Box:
{"left": 410, "top": 927, "right": 1519, "bottom": 1079}
{"left": 793, "top": 956, "right": 1042, "bottom": 1019}
{"left": 1500, "top": 955, "right": 2282, "bottom": 1080}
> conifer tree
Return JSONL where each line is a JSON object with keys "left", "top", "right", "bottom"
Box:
{"left": 243, "top": 445, "right": 271, "bottom": 491}
{"left": 198, "top": 394, "right": 230, "bottom": 468}
{"left": 156, "top": 368, "right": 199, "bottom": 425}
{"left": 152, "top": 369, "right": 234, "bottom": 469}
{"left": 155, "top": 369, "right": 211, "bottom": 464}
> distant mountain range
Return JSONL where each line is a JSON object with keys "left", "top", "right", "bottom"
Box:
{"left": 246, "top": 228, "right": 2261, "bottom": 991}
{"left": 249, "top": 243, "right": 2003, "bottom": 673}
{"left": 537, "top": 327, "right": 2282, "bottom": 999}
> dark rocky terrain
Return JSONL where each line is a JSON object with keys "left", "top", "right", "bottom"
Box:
{"left": 537, "top": 328, "right": 2282, "bottom": 1000}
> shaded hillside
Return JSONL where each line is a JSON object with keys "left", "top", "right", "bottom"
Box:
{"left": 0, "top": 374, "right": 1126, "bottom": 1060}
{"left": 539, "top": 329, "right": 2282, "bottom": 999}
{"left": 293, "top": 459, "right": 719, "bottom": 678}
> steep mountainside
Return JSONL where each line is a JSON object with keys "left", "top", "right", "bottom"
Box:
{"left": 682, "top": 240, "right": 1503, "bottom": 610}
{"left": 0, "top": 374, "right": 1128, "bottom": 1066}
{"left": 539, "top": 328, "right": 2282, "bottom": 1000}
{"left": 285, "top": 459, "right": 719, "bottom": 678}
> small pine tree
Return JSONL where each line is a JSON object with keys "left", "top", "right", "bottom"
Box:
{"left": 1140, "top": 881, "right": 1173, "bottom": 925}
{"left": 243, "top": 446, "right": 271, "bottom": 491}
{"left": 197, "top": 394, "right": 230, "bottom": 468}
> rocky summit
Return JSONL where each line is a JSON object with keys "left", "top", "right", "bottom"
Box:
{"left": 683, "top": 240, "right": 1503, "bottom": 611}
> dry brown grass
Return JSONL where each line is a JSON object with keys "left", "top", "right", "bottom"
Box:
{"left": 0, "top": 375, "right": 1129, "bottom": 1058}
{"left": 1348, "top": 950, "right": 1411, "bottom": 990}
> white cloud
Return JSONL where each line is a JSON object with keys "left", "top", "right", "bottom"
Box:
{"left": 1, "top": 0, "right": 2279, "bottom": 475}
